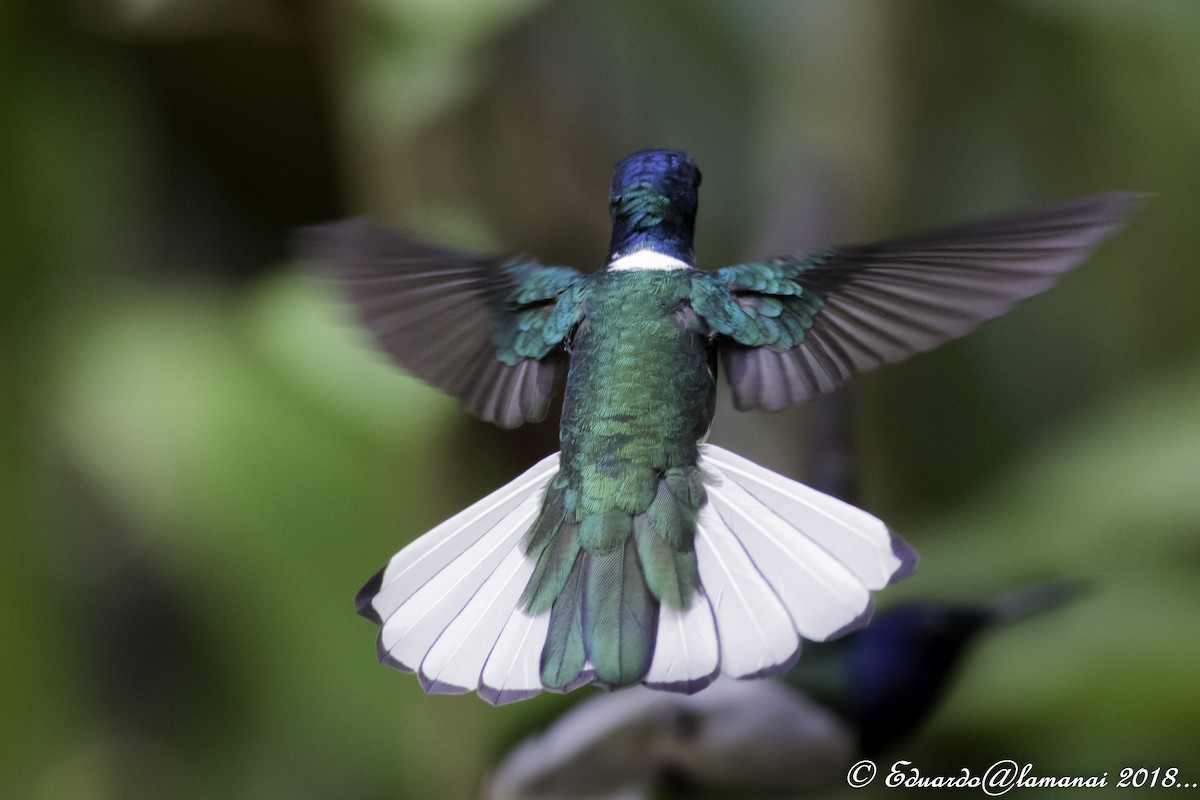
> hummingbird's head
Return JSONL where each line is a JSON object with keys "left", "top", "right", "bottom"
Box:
{"left": 606, "top": 149, "right": 701, "bottom": 264}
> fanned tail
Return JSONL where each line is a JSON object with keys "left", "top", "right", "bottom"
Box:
{"left": 357, "top": 445, "right": 916, "bottom": 704}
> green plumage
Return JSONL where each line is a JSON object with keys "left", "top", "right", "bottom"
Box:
{"left": 515, "top": 162, "right": 838, "bottom": 689}
{"left": 520, "top": 479, "right": 580, "bottom": 614}
{"left": 691, "top": 266, "right": 826, "bottom": 352}
{"left": 514, "top": 262, "right": 839, "bottom": 688}
{"left": 632, "top": 520, "right": 694, "bottom": 610}
{"left": 633, "top": 478, "right": 699, "bottom": 609}
{"left": 613, "top": 181, "right": 684, "bottom": 230}
{"left": 582, "top": 540, "right": 657, "bottom": 686}
{"left": 579, "top": 510, "right": 633, "bottom": 552}
{"left": 540, "top": 557, "right": 587, "bottom": 690}
{"left": 494, "top": 268, "right": 584, "bottom": 365}
{"left": 521, "top": 267, "right": 714, "bottom": 688}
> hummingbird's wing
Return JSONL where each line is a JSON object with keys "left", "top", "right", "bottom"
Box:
{"left": 693, "top": 193, "right": 1145, "bottom": 411}
{"left": 297, "top": 219, "right": 584, "bottom": 428}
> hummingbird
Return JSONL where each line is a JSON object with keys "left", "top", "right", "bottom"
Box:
{"left": 301, "top": 149, "right": 1140, "bottom": 704}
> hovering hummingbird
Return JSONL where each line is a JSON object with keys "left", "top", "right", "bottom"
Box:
{"left": 302, "top": 149, "right": 1140, "bottom": 704}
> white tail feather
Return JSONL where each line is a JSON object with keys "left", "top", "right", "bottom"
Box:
{"left": 360, "top": 445, "right": 915, "bottom": 702}
{"left": 644, "top": 594, "right": 720, "bottom": 691}
{"left": 375, "top": 456, "right": 556, "bottom": 670}
{"left": 695, "top": 502, "right": 802, "bottom": 678}
{"left": 367, "top": 453, "right": 559, "bottom": 620}
{"left": 480, "top": 609, "right": 551, "bottom": 705}
{"left": 700, "top": 446, "right": 909, "bottom": 589}
{"left": 705, "top": 480, "right": 869, "bottom": 641}
{"left": 418, "top": 544, "right": 538, "bottom": 693}
{"left": 381, "top": 498, "right": 539, "bottom": 669}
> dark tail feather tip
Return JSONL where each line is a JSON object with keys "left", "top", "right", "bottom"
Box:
{"left": 419, "top": 674, "right": 472, "bottom": 696}
{"left": 828, "top": 596, "right": 876, "bottom": 640}
{"left": 376, "top": 636, "right": 414, "bottom": 673}
{"left": 356, "top": 567, "right": 386, "bottom": 623}
{"left": 644, "top": 671, "right": 719, "bottom": 695}
{"left": 478, "top": 685, "right": 544, "bottom": 706}
{"left": 544, "top": 668, "right": 596, "bottom": 695}
{"left": 887, "top": 530, "right": 920, "bottom": 585}
{"left": 740, "top": 643, "right": 804, "bottom": 680}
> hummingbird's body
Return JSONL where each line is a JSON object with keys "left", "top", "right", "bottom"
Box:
{"left": 558, "top": 266, "right": 714, "bottom": 514}
{"left": 303, "top": 149, "right": 1141, "bottom": 703}
{"left": 527, "top": 265, "right": 715, "bottom": 689}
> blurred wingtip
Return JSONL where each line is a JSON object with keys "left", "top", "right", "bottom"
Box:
{"left": 1081, "top": 190, "right": 1153, "bottom": 226}
{"left": 290, "top": 216, "right": 360, "bottom": 260}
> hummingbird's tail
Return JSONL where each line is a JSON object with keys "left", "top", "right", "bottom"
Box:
{"left": 356, "top": 446, "right": 917, "bottom": 705}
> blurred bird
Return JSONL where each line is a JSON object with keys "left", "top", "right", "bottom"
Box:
{"left": 482, "top": 581, "right": 1086, "bottom": 799}
{"left": 300, "top": 148, "right": 1140, "bottom": 703}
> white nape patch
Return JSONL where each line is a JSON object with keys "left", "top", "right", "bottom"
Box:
{"left": 607, "top": 251, "right": 692, "bottom": 271}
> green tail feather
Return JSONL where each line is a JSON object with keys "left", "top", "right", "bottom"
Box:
{"left": 521, "top": 521, "right": 581, "bottom": 613}
{"left": 646, "top": 480, "right": 689, "bottom": 547}
{"left": 522, "top": 478, "right": 568, "bottom": 556}
{"left": 540, "top": 554, "right": 587, "bottom": 690}
{"left": 665, "top": 465, "right": 707, "bottom": 510}
{"left": 528, "top": 467, "right": 706, "bottom": 688}
{"left": 632, "top": 515, "right": 697, "bottom": 609}
{"left": 522, "top": 479, "right": 580, "bottom": 613}
{"left": 582, "top": 539, "right": 657, "bottom": 685}
{"left": 579, "top": 509, "right": 633, "bottom": 552}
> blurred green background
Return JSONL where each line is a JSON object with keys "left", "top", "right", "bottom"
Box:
{"left": 3, "top": 1, "right": 1199, "bottom": 798}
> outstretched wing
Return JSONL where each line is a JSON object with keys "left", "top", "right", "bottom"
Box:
{"left": 693, "top": 192, "right": 1146, "bottom": 411}
{"left": 297, "top": 219, "right": 585, "bottom": 428}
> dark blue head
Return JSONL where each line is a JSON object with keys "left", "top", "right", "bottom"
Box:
{"left": 607, "top": 149, "right": 702, "bottom": 263}
{"left": 783, "top": 582, "right": 1082, "bottom": 756}
{"left": 847, "top": 605, "right": 992, "bottom": 754}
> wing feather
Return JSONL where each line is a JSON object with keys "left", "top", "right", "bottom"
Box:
{"left": 297, "top": 219, "right": 582, "bottom": 427}
{"left": 705, "top": 192, "right": 1146, "bottom": 410}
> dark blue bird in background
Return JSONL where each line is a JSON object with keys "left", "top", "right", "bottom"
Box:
{"left": 483, "top": 580, "right": 1084, "bottom": 799}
